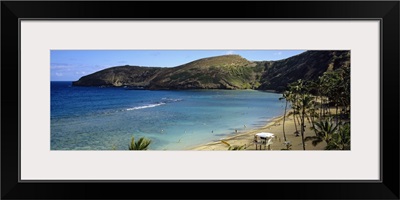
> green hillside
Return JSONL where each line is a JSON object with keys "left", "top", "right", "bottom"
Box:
{"left": 72, "top": 51, "right": 350, "bottom": 91}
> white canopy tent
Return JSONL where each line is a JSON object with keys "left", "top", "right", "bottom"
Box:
{"left": 254, "top": 132, "right": 275, "bottom": 150}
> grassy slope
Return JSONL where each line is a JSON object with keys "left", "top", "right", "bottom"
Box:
{"left": 149, "top": 55, "right": 265, "bottom": 89}
{"left": 72, "top": 51, "right": 350, "bottom": 91}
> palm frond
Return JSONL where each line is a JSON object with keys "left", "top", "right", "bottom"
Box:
{"left": 129, "top": 136, "right": 135, "bottom": 150}
{"left": 129, "top": 136, "right": 151, "bottom": 150}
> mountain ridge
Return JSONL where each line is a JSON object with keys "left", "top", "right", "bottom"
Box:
{"left": 72, "top": 51, "right": 350, "bottom": 91}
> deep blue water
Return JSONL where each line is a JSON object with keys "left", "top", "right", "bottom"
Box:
{"left": 51, "top": 81, "right": 284, "bottom": 150}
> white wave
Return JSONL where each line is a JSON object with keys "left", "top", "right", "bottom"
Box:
{"left": 126, "top": 103, "right": 165, "bottom": 111}
{"left": 161, "top": 98, "right": 183, "bottom": 103}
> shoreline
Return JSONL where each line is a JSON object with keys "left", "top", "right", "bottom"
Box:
{"left": 189, "top": 115, "right": 285, "bottom": 150}
{"left": 190, "top": 110, "right": 326, "bottom": 151}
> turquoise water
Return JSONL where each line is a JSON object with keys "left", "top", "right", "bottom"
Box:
{"left": 51, "top": 81, "right": 284, "bottom": 150}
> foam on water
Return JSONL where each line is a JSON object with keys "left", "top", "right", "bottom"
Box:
{"left": 126, "top": 103, "right": 166, "bottom": 111}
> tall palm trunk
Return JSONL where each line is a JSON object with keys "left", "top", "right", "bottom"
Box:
{"left": 296, "top": 114, "right": 301, "bottom": 127}
{"left": 301, "top": 103, "right": 306, "bottom": 150}
{"left": 308, "top": 113, "right": 318, "bottom": 136}
{"left": 293, "top": 110, "right": 298, "bottom": 133}
{"left": 282, "top": 100, "right": 288, "bottom": 141}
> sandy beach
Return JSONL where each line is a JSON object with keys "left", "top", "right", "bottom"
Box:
{"left": 191, "top": 111, "right": 326, "bottom": 151}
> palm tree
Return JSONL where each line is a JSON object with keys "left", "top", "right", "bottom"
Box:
{"left": 128, "top": 136, "right": 152, "bottom": 150}
{"left": 286, "top": 84, "right": 299, "bottom": 135}
{"left": 335, "top": 66, "right": 351, "bottom": 121}
{"left": 305, "top": 118, "right": 339, "bottom": 148}
{"left": 327, "top": 122, "right": 350, "bottom": 150}
{"left": 305, "top": 100, "right": 318, "bottom": 136}
{"left": 315, "top": 76, "right": 324, "bottom": 119}
{"left": 298, "top": 94, "right": 314, "bottom": 150}
{"left": 320, "top": 70, "right": 349, "bottom": 123}
{"left": 279, "top": 91, "right": 291, "bottom": 141}
{"left": 287, "top": 79, "right": 315, "bottom": 150}
{"left": 320, "top": 72, "right": 339, "bottom": 119}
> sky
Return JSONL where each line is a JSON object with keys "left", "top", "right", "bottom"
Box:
{"left": 51, "top": 50, "right": 305, "bottom": 81}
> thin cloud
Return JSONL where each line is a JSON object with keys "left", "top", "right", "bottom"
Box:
{"left": 51, "top": 64, "right": 70, "bottom": 70}
{"left": 273, "top": 52, "right": 283, "bottom": 56}
{"left": 225, "top": 51, "right": 235, "bottom": 55}
{"left": 55, "top": 72, "right": 63, "bottom": 77}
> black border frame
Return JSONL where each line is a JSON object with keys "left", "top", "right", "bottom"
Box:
{"left": 2, "top": 1, "right": 399, "bottom": 199}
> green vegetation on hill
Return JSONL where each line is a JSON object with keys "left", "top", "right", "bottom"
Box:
{"left": 72, "top": 51, "right": 350, "bottom": 91}
{"left": 258, "top": 51, "right": 350, "bottom": 91}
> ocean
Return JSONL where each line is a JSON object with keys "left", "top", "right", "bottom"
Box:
{"left": 51, "top": 81, "right": 285, "bottom": 150}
